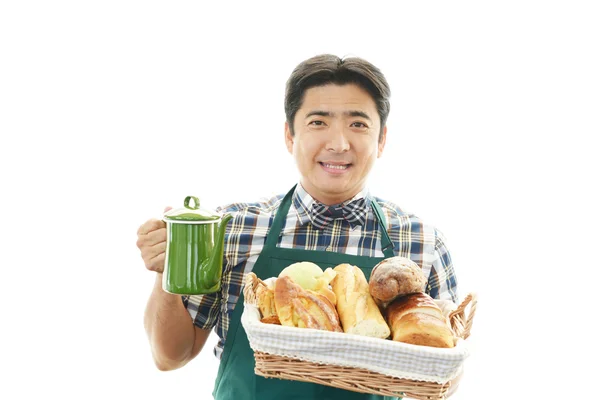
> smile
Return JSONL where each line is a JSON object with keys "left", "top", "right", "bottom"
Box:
{"left": 319, "top": 162, "right": 351, "bottom": 173}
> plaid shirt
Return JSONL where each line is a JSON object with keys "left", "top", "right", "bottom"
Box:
{"left": 183, "top": 184, "right": 458, "bottom": 359}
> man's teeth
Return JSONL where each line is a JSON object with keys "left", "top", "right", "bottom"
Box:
{"left": 323, "top": 163, "right": 348, "bottom": 170}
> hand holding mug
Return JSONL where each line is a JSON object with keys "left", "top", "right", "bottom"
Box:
{"left": 136, "top": 207, "right": 172, "bottom": 273}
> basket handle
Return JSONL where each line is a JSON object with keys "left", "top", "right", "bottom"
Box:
{"left": 448, "top": 292, "right": 478, "bottom": 340}
{"left": 243, "top": 272, "right": 260, "bottom": 305}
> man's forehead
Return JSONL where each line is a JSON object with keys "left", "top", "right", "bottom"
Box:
{"left": 300, "top": 84, "right": 377, "bottom": 115}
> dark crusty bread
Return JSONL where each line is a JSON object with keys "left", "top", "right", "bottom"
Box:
{"left": 369, "top": 256, "right": 427, "bottom": 303}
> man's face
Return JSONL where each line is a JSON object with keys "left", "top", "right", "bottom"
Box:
{"left": 285, "top": 84, "right": 387, "bottom": 205}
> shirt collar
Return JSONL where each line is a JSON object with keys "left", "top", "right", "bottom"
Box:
{"left": 292, "top": 183, "right": 371, "bottom": 228}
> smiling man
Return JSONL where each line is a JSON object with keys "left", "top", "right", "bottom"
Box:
{"left": 137, "top": 54, "right": 459, "bottom": 400}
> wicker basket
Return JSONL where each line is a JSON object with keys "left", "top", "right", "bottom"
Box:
{"left": 243, "top": 272, "right": 477, "bottom": 400}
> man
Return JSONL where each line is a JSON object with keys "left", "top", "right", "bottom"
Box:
{"left": 137, "top": 54, "right": 459, "bottom": 400}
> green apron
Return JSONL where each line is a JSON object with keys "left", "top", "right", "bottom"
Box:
{"left": 212, "top": 186, "right": 399, "bottom": 400}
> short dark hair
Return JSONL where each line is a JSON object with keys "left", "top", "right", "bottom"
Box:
{"left": 284, "top": 54, "right": 391, "bottom": 142}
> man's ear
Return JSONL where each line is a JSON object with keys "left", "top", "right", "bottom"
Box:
{"left": 377, "top": 126, "right": 387, "bottom": 158}
{"left": 285, "top": 122, "right": 294, "bottom": 154}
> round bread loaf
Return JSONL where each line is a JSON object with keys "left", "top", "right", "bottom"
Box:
{"left": 369, "top": 256, "right": 427, "bottom": 303}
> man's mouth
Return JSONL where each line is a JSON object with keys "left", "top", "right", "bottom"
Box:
{"left": 319, "top": 162, "right": 351, "bottom": 172}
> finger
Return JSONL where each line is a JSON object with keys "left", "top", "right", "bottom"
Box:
{"left": 145, "top": 241, "right": 167, "bottom": 261}
{"left": 148, "top": 253, "right": 166, "bottom": 272}
{"left": 143, "top": 227, "right": 167, "bottom": 246}
{"left": 137, "top": 219, "right": 165, "bottom": 235}
{"left": 136, "top": 227, "right": 166, "bottom": 250}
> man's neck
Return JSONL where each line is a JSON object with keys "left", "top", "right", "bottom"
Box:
{"left": 298, "top": 181, "right": 367, "bottom": 206}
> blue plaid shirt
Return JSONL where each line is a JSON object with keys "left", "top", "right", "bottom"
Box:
{"left": 183, "top": 184, "right": 458, "bottom": 359}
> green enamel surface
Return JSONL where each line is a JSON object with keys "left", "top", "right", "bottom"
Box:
{"left": 163, "top": 214, "right": 233, "bottom": 294}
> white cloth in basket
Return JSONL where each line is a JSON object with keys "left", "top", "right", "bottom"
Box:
{"left": 241, "top": 302, "right": 469, "bottom": 384}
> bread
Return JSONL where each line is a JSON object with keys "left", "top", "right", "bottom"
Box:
{"left": 279, "top": 263, "right": 338, "bottom": 305}
{"left": 331, "top": 264, "right": 390, "bottom": 339}
{"left": 390, "top": 313, "right": 454, "bottom": 348}
{"left": 386, "top": 292, "right": 455, "bottom": 348}
{"left": 369, "top": 256, "right": 427, "bottom": 303}
{"left": 256, "top": 282, "right": 277, "bottom": 318}
{"left": 312, "top": 268, "right": 337, "bottom": 306}
{"left": 256, "top": 282, "right": 281, "bottom": 324}
{"left": 274, "top": 275, "right": 342, "bottom": 332}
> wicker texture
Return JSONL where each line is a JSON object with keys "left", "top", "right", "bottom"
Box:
{"left": 243, "top": 272, "right": 477, "bottom": 400}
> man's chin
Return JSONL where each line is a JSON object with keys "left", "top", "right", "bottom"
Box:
{"left": 315, "top": 184, "right": 355, "bottom": 202}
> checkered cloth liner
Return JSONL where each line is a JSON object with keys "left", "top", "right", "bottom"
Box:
{"left": 241, "top": 302, "right": 470, "bottom": 384}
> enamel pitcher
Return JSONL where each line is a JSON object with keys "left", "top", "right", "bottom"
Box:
{"left": 162, "top": 196, "right": 233, "bottom": 294}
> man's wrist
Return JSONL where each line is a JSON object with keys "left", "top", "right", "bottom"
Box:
{"left": 153, "top": 273, "right": 181, "bottom": 301}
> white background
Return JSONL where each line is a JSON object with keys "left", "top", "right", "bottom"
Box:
{"left": 1, "top": 1, "right": 599, "bottom": 399}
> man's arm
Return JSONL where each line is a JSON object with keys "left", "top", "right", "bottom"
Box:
{"left": 427, "top": 229, "right": 459, "bottom": 302}
{"left": 144, "top": 273, "right": 211, "bottom": 371}
{"left": 137, "top": 214, "right": 212, "bottom": 371}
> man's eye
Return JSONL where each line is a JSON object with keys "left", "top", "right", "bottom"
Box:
{"left": 351, "top": 122, "right": 368, "bottom": 128}
{"left": 309, "top": 121, "right": 325, "bottom": 126}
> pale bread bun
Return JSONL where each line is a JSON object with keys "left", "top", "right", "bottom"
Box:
{"left": 331, "top": 264, "right": 390, "bottom": 339}
{"left": 369, "top": 256, "right": 427, "bottom": 303}
{"left": 279, "top": 261, "right": 324, "bottom": 291}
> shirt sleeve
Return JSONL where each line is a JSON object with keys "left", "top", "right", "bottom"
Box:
{"left": 182, "top": 291, "right": 222, "bottom": 330}
{"left": 427, "top": 229, "right": 459, "bottom": 303}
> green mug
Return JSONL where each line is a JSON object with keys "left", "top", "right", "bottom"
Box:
{"left": 162, "top": 196, "right": 233, "bottom": 295}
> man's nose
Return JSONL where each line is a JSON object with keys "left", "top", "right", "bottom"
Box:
{"left": 325, "top": 125, "right": 350, "bottom": 153}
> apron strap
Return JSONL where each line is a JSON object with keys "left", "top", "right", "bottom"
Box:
{"left": 265, "top": 185, "right": 396, "bottom": 258}
{"left": 264, "top": 185, "right": 296, "bottom": 248}
{"left": 370, "top": 200, "right": 395, "bottom": 258}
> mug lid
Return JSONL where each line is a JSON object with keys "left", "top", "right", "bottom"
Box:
{"left": 163, "top": 196, "right": 221, "bottom": 223}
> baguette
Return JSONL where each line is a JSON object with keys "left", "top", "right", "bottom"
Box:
{"left": 331, "top": 264, "right": 390, "bottom": 339}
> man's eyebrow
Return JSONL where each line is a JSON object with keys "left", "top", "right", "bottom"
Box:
{"left": 305, "top": 110, "right": 332, "bottom": 118}
{"left": 346, "top": 110, "right": 372, "bottom": 121}
{"left": 304, "top": 110, "right": 372, "bottom": 121}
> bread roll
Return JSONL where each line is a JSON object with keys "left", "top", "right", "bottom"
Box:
{"left": 274, "top": 275, "right": 342, "bottom": 332}
{"left": 386, "top": 292, "right": 455, "bottom": 348}
{"left": 369, "top": 256, "right": 427, "bottom": 303}
{"left": 279, "top": 261, "right": 324, "bottom": 291}
{"left": 331, "top": 264, "right": 390, "bottom": 339}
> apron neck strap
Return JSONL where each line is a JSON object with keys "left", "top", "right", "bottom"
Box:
{"left": 264, "top": 185, "right": 296, "bottom": 248}
{"left": 371, "top": 199, "right": 395, "bottom": 258}
{"left": 265, "top": 185, "right": 395, "bottom": 258}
